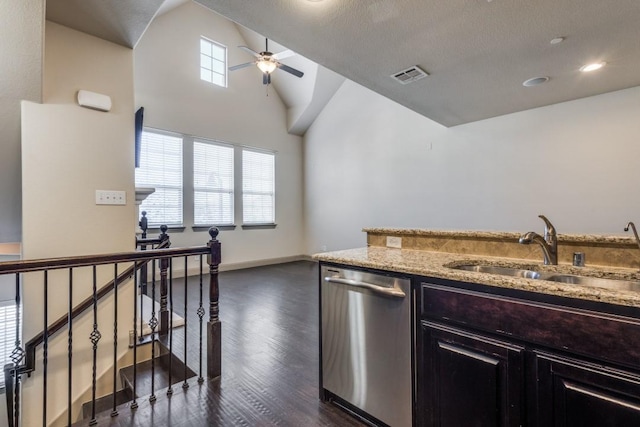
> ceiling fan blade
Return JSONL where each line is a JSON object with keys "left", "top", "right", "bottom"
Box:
{"left": 272, "top": 50, "right": 295, "bottom": 60}
{"left": 229, "top": 62, "right": 255, "bottom": 71}
{"left": 263, "top": 73, "right": 269, "bottom": 85}
{"left": 238, "top": 46, "right": 261, "bottom": 58}
{"left": 277, "top": 63, "right": 304, "bottom": 78}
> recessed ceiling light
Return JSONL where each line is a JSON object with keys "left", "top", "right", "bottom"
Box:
{"left": 580, "top": 61, "right": 606, "bottom": 72}
{"left": 523, "top": 76, "right": 549, "bottom": 87}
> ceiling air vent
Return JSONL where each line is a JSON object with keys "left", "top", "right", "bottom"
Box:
{"left": 391, "top": 66, "right": 429, "bottom": 84}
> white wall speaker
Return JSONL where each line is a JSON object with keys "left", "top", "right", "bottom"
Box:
{"left": 77, "top": 90, "right": 112, "bottom": 112}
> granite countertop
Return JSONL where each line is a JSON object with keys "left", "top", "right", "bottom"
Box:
{"left": 313, "top": 247, "right": 640, "bottom": 308}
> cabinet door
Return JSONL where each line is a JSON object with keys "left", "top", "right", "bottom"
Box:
{"left": 532, "top": 352, "right": 640, "bottom": 427}
{"left": 419, "top": 321, "right": 525, "bottom": 427}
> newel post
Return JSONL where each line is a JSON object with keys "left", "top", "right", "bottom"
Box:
{"left": 158, "top": 225, "right": 170, "bottom": 334}
{"left": 207, "top": 227, "right": 222, "bottom": 379}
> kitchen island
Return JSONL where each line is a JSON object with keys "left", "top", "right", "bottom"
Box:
{"left": 315, "top": 228, "right": 640, "bottom": 426}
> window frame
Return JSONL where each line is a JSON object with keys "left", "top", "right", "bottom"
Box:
{"left": 135, "top": 129, "right": 184, "bottom": 227}
{"left": 241, "top": 148, "right": 276, "bottom": 226}
{"left": 200, "top": 37, "right": 227, "bottom": 88}
{"left": 193, "top": 139, "right": 235, "bottom": 227}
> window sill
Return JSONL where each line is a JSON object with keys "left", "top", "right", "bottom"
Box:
{"left": 192, "top": 224, "right": 236, "bottom": 231}
{"left": 241, "top": 223, "right": 277, "bottom": 230}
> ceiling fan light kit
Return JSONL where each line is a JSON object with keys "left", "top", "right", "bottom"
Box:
{"left": 229, "top": 38, "right": 304, "bottom": 85}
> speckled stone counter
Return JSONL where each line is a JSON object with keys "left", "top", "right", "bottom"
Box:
{"left": 365, "top": 228, "right": 640, "bottom": 269}
{"left": 313, "top": 246, "right": 640, "bottom": 308}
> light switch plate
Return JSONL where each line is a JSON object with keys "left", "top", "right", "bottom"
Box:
{"left": 386, "top": 236, "right": 402, "bottom": 248}
{"left": 96, "top": 190, "right": 126, "bottom": 205}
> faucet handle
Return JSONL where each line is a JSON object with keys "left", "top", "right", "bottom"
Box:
{"left": 538, "top": 215, "right": 556, "bottom": 239}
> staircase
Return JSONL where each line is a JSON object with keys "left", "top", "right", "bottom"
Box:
{"left": 0, "top": 226, "right": 222, "bottom": 427}
{"left": 79, "top": 339, "right": 196, "bottom": 423}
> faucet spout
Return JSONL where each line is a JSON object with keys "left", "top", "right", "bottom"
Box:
{"left": 519, "top": 215, "right": 558, "bottom": 265}
{"left": 624, "top": 222, "right": 640, "bottom": 271}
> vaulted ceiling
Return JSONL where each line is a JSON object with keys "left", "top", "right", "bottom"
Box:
{"left": 47, "top": 0, "right": 640, "bottom": 127}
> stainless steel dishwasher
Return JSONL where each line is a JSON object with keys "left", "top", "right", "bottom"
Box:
{"left": 320, "top": 265, "right": 412, "bottom": 427}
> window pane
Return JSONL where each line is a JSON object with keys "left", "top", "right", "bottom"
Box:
{"left": 242, "top": 150, "right": 275, "bottom": 224}
{"left": 200, "top": 68, "right": 211, "bottom": 82}
{"left": 200, "top": 39, "right": 211, "bottom": 55}
{"left": 135, "top": 131, "right": 183, "bottom": 225}
{"left": 212, "top": 44, "right": 225, "bottom": 61}
{"left": 211, "top": 58, "right": 225, "bottom": 74}
{"left": 200, "top": 37, "right": 227, "bottom": 88}
{"left": 194, "top": 141, "right": 234, "bottom": 224}
{"left": 211, "top": 73, "right": 225, "bottom": 87}
{"left": 0, "top": 302, "right": 18, "bottom": 386}
{"left": 201, "top": 54, "right": 213, "bottom": 71}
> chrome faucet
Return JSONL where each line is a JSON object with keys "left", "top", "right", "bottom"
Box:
{"left": 519, "top": 215, "right": 558, "bottom": 265}
{"left": 624, "top": 222, "right": 640, "bottom": 271}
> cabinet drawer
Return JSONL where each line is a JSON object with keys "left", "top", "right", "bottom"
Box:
{"left": 421, "top": 282, "right": 640, "bottom": 369}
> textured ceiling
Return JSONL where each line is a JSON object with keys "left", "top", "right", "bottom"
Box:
{"left": 46, "top": 0, "right": 640, "bottom": 126}
{"left": 194, "top": 0, "right": 640, "bottom": 126}
{"left": 46, "top": 0, "right": 165, "bottom": 48}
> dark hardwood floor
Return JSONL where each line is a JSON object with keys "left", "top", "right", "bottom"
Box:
{"left": 90, "top": 261, "right": 366, "bottom": 426}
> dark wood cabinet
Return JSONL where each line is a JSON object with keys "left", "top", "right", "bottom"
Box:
{"left": 416, "top": 280, "right": 640, "bottom": 427}
{"left": 419, "top": 321, "right": 525, "bottom": 427}
{"left": 531, "top": 352, "right": 640, "bottom": 426}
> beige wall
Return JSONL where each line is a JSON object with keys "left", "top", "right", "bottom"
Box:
{"left": 134, "top": 2, "right": 305, "bottom": 267}
{"left": 304, "top": 81, "right": 640, "bottom": 253}
{"left": 0, "top": 0, "right": 44, "bottom": 243}
{"left": 20, "top": 22, "right": 136, "bottom": 425}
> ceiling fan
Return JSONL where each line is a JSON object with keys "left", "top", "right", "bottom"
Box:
{"left": 229, "top": 38, "right": 304, "bottom": 85}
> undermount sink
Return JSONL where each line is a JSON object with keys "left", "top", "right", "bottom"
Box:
{"left": 451, "top": 264, "right": 640, "bottom": 292}
{"left": 454, "top": 264, "right": 541, "bottom": 279}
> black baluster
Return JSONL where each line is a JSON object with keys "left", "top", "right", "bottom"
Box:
{"left": 131, "top": 264, "right": 138, "bottom": 410}
{"left": 149, "top": 259, "right": 158, "bottom": 403}
{"left": 139, "top": 262, "right": 144, "bottom": 343}
{"left": 89, "top": 266, "right": 101, "bottom": 426}
{"left": 67, "top": 268, "right": 73, "bottom": 427}
{"left": 197, "top": 255, "right": 204, "bottom": 384}
{"left": 112, "top": 263, "right": 119, "bottom": 417}
{"left": 167, "top": 258, "right": 174, "bottom": 396}
{"left": 10, "top": 273, "right": 26, "bottom": 427}
{"left": 183, "top": 256, "right": 189, "bottom": 390}
{"left": 139, "top": 211, "right": 148, "bottom": 295}
{"left": 43, "top": 270, "right": 48, "bottom": 427}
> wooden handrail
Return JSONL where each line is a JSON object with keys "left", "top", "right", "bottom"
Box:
{"left": 0, "top": 244, "right": 210, "bottom": 275}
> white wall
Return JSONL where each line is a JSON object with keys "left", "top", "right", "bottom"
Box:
{"left": 19, "top": 22, "right": 136, "bottom": 425}
{"left": 0, "top": 0, "right": 44, "bottom": 243}
{"left": 304, "top": 80, "right": 640, "bottom": 253}
{"left": 134, "top": 2, "right": 304, "bottom": 267}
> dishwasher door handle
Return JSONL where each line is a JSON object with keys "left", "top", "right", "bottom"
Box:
{"left": 324, "top": 277, "right": 406, "bottom": 298}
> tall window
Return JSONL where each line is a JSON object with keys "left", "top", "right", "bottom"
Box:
{"left": 193, "top": 141, "right": 234, "bottom": 225}
{"left": 135, "top": 131, "right": 183, "bottom": 226}
{"left": 242, "top": 150, "right": 275, "bottom": 224}
{"left": 200, "top": 37, "right": 227, "bottom": 87}
{"left": 0, "top": 301, "right": 18, "bottom": 386}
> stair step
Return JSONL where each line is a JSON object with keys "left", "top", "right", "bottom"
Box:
{"left": 80, "top": 340, "right": 196, "bottom": 421}
{"left": 81, "top": 388, "right": 132, "bottom": 420}
{"left": 119, "top": 358, "right": 193, "bottom": 398}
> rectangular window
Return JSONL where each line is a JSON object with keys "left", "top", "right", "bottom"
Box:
{"left": 242, "top": 150, "right": 275, "bottom": 224}
{"left": 200, "top": 37, "right": 227, "bottom": 87}
{"left": 193, "top": 141, "right": 234, "bottom": 225}
{"left": 135, "top": 131, "right": 183, "bottom": 226}
{"left": 0, "top": 301, "right": 18, "bottom": 386}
